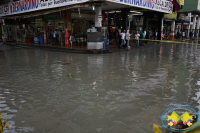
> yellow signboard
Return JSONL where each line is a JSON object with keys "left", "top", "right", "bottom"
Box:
{"left": 164, "top": 12, "right": 177, "bottom": 20}
{"left": 180, "top": 0, "right": 184, "bottom": 5}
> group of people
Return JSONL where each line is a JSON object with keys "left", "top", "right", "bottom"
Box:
{"left": 176, "top": 30, "right": 186, "bottom": 40}
{"left": 118, "top": 29, "right": 157, "bottom": 48}
{"left": 46, "top": 29, "right": 65, "bottom": 46}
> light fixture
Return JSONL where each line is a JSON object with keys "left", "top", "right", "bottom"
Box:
{"left": 130, "top": 11, "right": 142, "bottom": 14}
{"left": 92, "top": 5, "right": 95, "bottom": 10}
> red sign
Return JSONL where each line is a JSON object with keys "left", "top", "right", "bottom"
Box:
{"left": 65, "top": 29, "right": 71, "bottom": 47}
{"left": 19, "top": 24, "right": 23, "bottom": 29}
{"left": 4, "top": 5, "right": 9, "bottom": 14}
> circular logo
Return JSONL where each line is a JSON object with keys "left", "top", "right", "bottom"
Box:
{"left": 161, "top": 105, "right": 199, "bottom": 132}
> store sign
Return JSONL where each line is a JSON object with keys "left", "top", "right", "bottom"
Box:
{"left": 0, "top": 0, "right": 89, "bottom": 17}
{"left": 0, "top": 6, "right": 4, "bottom": 15}
{"left": 164, "top": 12, "right": 177, "bottom": 19}
{"left": 111, "top": 0, "right": 173, "bottom": 13}
{"left": 179, "top": 13, "right": 186, "bottom": 20}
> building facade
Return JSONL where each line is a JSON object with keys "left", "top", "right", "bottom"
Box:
{"left": 0, "top": 0, "right": 173, "bottom": 49}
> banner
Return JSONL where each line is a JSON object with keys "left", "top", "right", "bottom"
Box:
{"left": 0, "top": 0, "right": 173, "bottom": 17}
{"left": 110, "top": 0, "right": 173, "bottom": 13}
{"left": 0, "top": 0, "right": 89, "bottom": 17}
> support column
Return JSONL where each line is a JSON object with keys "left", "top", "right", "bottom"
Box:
{"left": 192, "top": 14, "right": 197, "bottom": 38}
{"left": 42, "top": 16, "right": 47, "bottom": 45}
{"left": 64, "top": 10, "right": 72, "bottom": 47}
{"left": 197, "top": 16, "right": 200, "bottom": 38}
{"left": 121, "top": 9, "right": 130, "bottom": 31}
{"left": 158, "top": 14, "right": 163, "bottom": 40}
{"left": 143, "top": 12, "right": 148, "bottom": 31}
{"left": 95, "top": 6, "right": 102, "bottom": 32}
{"left": 187, "top": 13, "right": 191, "bottom": 38}
{"left": 87, "top": 5, "right": 103, "bottom": 49}
{"left": 170, "top": 20, "right": 175, "bottom": 40}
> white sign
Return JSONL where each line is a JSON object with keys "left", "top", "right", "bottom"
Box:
{"left": 108, "top": 0, "right": 173, "bottom": 14}
{"left": 0, "top": 0, "right": 173, "bottom": 17}
{"left": 0, "top": 0, "right": 89, "bottom": 17}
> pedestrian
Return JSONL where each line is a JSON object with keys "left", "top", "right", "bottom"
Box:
{"left": 125, "top": 30, "right": 131, "bottom": 48}
{"left": 53, "top": 29, "right": 58, "bottom": 45}
{"left": 141, "top": 30, "right": 146, "bottom": 46}
{"left": 154, "top": 30, "right": 158, "bottom": 40}
{"left": 135, "top": 31, "right": 140, "bottom": 48}
{"left": 148, "top": 29, "right": 152, "bottom": 39}
{"left": 182, "top": 30, "right": 185, "bottom": 41}
{"left": 118, "top": 29, "right": 122, "bottom": 47}
{"left": 105, "top": 29, "right": 109, "bottom": 46}
{"left": 120, "top": 30, "right": 126, "bottom": 48}
{"left": 46, "top": 30, "right": 51, "bottom": 46}
{"left": 58, "top": 30, "right": 63, "bottom": 46}
{"left": 189, "top": 30, "right": 193, "bottom": 40}
{"left": 144, "top": 28, "right": 147, "bottom": 38}
{"left": 177, "top": 31, "right": 180, "bottom": 40}
{"left": 115, "top": 29, "right": 119, "bottom": 45}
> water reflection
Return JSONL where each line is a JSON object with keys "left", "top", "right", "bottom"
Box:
{"left": 0, "top": 43, "right": 200, "bottom": 132}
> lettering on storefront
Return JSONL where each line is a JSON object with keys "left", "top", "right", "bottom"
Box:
{"left": 54, "top": 0, "right": 73, "bottom": 5}
{"left": 11, "top": 0, "right": 39, "bottom": 13}
{"left": 4, "top": 5, "right": 9, "bottom": 14}
{"left": 118, "top": 0, "right": 172, "bottom": 13}
{"left": 0, "top": 6, "right": 4, "bottom": 14}
{"left": 0, "top": 0, "right": 86, "bottom": 17}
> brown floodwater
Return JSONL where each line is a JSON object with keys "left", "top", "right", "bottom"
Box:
{"left": 0, "top": 43, "right": 200, "bottom": 133}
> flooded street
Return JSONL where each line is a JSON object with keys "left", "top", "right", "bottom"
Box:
{"left": 0, "top": 43, "right": 200, "bottom": 133}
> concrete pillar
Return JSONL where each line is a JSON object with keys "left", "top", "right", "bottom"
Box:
{"left": 192, "top": 15, "right": 196, "bottom": 30}
{"left": 64, "top": 10, "right": 72, "bottom": 47}
{"left": 87, "top": 5, "right": 103, "bottom": 49}
{"left": 158, "top": 15, "right": 163, "bottom": 40}
{"left": 42, "top": 16, "right": 47, "bottom": 45}
{"left": 175, "top": 24, "right": 178, "bottom": 35}
{"left": 192, "top": 14, "right": 196, "bottom": 38}
{"left": 143, "top": 12, "right": 148, "bottom": 31}
{"left": 95, "top": 6, "right": 102, "bottom": 32}
{"left": 187, "top": 13, "right": 191, "bottom": 38}
{"left": 121, "top": 9, "right": 130, "bottom": 31}
{"left": 170, "top": 20, "right": 175, "bottom": 40}
{"left": 197, "top": 16, "right": 200, "bottom": 38}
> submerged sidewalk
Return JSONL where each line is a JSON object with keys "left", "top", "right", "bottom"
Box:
{"left": 5, "top": 39, "right": 200, "bottom": 54}
{"left": 5, "top": 42, "right": 111, "bottom": 54}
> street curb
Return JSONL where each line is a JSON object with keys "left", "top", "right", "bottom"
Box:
{"left": 6, "top": 43, "right": 112, "bottom": 54}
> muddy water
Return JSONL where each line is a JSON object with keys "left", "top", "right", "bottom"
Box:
{"left": 0, "top": 43, "right": 200, "bottom": 133}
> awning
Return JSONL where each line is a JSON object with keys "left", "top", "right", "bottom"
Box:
{"left": 0, "top": 3, "right": 90, "bottom": 19}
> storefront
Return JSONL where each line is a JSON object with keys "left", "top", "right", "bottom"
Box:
{"left": 0, "top": 0, "right": 173, "bottom": 48}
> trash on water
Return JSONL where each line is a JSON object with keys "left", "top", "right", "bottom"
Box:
{"left": 68, "top": 73, "right": 72, "bottom": 78}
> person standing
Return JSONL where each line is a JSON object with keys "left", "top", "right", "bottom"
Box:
{"left": 120, "top": 30, "right": 126, "bottom": 48}
{"left": 58, "top": 30, "right": 63, "bottom": 46}
{"left": 144, "top": 28, "right": 146, "bottom": 38}
{"left": 182, "top": 30, "right": 185, "bottom": 41}
{"left": 189, "top": 30, "right": 193, "bottom": 40}
{"left": 154, "top": 30, "right": 158, "bottom": 40}
{"left": 53, "top": 29, "right": 58, "bottom": 45}
{"left": 105, "top": 29, "right": 109, "bottom": 46}
{"left": 135, "top": 31, "right": 140, "bottom": 48}
{"left": 141, "top": 30, "right": 146, "bottom": 46}
{"left": 46, "top": 30, "right": 51, "bottom": 46}
{"left": 125, "top": 30, "right": 131, "bottom": 48}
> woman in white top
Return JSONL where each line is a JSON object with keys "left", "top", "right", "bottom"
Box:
{"left": 135, "top": 31, "right": 140, "bottom": 48}
{"left": 120, "top": 30, "right": 126, "bottom": 47}
{"left": 125, "top": 30, "right": 131, "bottom": 48}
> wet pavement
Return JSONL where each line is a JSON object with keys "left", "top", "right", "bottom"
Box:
{"left": 0, "top": 41, "right": 200, "bottom": 133}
